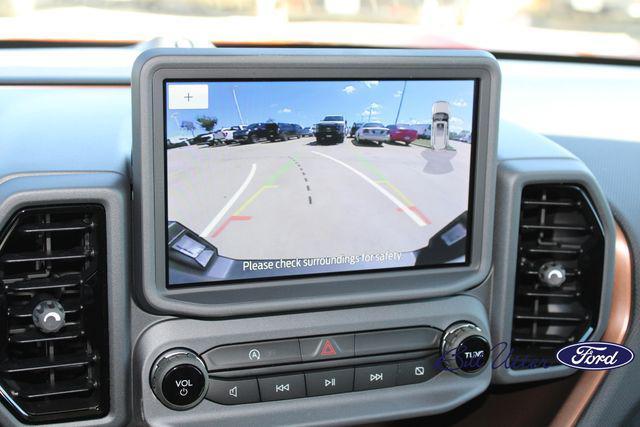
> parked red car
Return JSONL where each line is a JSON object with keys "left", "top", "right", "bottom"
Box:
{"left": 387, "top": 124, "right": 418, "bottom": 145}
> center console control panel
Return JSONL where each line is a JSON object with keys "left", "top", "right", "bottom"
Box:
{"left": 150, "top": 325, "right": 490, "bottom": 410}
{"left": 136, "top": 297, "right": 493, "bottom": 425}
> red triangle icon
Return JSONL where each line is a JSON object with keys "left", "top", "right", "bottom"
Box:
{"left": 320, "top": 339, "right": 337, "bottom": 356}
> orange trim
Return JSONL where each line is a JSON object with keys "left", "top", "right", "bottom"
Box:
{"left": 0, "top": 38, "right": 384, "bottom": 48}
{"left": 550, "top": 224, "right": 633, "bottom": 427}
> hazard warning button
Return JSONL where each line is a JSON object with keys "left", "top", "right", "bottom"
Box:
{"left": 299, "top": 334, "right": 354, "bottom": 361}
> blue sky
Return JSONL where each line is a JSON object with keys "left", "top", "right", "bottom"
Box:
{"left": 166, "top": 80, "right": 475, "bottom": 138}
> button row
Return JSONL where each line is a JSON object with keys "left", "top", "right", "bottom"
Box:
{"left": 202, "top": 328, "right": 441, "bottom": 371}
{"left": 206, "top": 355, "right": 440, "bottom": 405}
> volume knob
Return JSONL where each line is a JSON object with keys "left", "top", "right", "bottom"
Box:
{"left": 440, "top": 322, "right": 491, "bottom": 375}
{"left": 150, "top": 349, "right": 208, "bottom": 410}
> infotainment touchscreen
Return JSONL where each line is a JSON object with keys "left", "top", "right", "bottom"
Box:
{"left": 165, "top": 79, "right": 477, "bottom": 286}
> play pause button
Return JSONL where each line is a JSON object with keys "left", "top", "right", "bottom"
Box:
{"left": 305, "top": 368, "right": 354, "bottom": 396}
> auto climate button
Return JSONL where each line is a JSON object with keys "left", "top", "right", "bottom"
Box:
{"left": 203, "top": 339, "right": 301, "bottom": 370}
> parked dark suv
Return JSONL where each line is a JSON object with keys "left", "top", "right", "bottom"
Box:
{"left": 266, "top": 123, "right": 300, "bottom": 141}
{"left": 234, "top": 123, "right": 277, "bottom": 144}
{"left": 236, "top": 122, "right": 301, "bottom": 143}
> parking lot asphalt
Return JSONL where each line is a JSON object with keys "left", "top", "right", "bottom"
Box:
{"left": 167, "top": 136, "right": 471, "bottom": 260}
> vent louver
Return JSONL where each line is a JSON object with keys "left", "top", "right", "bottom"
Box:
{"left": 0, "top": 205, "right": 108, "bottom": 423}
{"left": 511, "top": 185, "right": 604, "bottom": 369}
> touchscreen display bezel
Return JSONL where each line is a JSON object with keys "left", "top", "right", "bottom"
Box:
{"left": 163, "top": 77, "right": 480, "bottom": 287}
{"left": 132, "top": 49, "right": 499, "bottom": 317}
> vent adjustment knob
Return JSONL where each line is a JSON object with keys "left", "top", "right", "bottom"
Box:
{"left": 32, "top": 299, "right": 66, "bottom": 334}
{"left": 440, "top": 322, "right": 491, "bottom": 376}
{"left": 538, "top": 261, "right": 567, "bottom": 287}
{"left": 150, "top": 349, "right": 208, "bottom": 411}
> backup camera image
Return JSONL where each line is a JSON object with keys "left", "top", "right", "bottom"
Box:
{"left": 165, "top": 79, "right": 475, "bottom": 286}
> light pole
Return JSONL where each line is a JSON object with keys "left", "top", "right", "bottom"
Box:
{"left": 170, "top": 112, "right": 180, "bottom": 129}
{"left": 232, "top": 87, "right": 245, "bottom": 125}
{"left": 394, "top": 81, "right": 407, "bottom": 125}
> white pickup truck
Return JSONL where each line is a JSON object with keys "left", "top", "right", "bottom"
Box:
{"left": 314, "top": 115, "right": 347, "bottom": 144}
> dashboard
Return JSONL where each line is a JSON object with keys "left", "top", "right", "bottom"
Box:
{"left": 0, "top": 46, "right": 637, "bottom": 427}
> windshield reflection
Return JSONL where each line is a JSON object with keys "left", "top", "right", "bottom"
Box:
{"left": 0, "top": 0, "right": 639, "bottom": 59}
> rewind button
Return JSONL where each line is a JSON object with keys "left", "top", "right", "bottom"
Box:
{"left": 259, "top": 374, "right": 306, "bottom": 401}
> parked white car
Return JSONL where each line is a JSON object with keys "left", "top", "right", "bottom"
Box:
{"left": 200, "top": 130, "right": 226, "bottom": 146}
{"left": 221, "top": 125, "right": 247, "bottom": 142}
{"left": 354, "top": 122, "right": 389, "bottom": 146}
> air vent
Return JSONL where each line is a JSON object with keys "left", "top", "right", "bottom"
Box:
{"left": 510, "top": 185, "right": 604, "bottom": 369}
{"left": 0, "top": 205, "right": 109, "bottom": 423}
